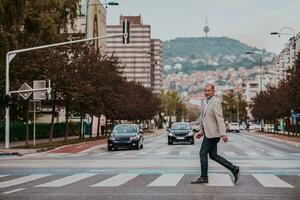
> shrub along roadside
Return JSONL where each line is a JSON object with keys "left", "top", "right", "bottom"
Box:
{"left": 0, "top": 122, "right": 80, "bottom": 142}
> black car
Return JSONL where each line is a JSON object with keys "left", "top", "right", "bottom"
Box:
{"left": 107, "top": 124, "right": 144, "bottom": 151}
{"left": 167, "top": 122, "right": 195, "bottom": 145}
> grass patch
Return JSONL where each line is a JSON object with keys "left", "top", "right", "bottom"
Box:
{"left": 12, "top": 136, "right": 107, "bottom": 150}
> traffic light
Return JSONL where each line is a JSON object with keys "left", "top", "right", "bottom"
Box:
{"left": 4, "top": 95, "right": 13, "bottom": 108}
{"left": 122, "top": 20, "right": 130, "bottom": 44}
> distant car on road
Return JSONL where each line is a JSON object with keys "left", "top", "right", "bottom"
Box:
{"left": 228, "top": 122, "right": 240, "bottom": 133}
{"left": 167, "top": 122, "right": 195, "bottom": 145}
{"left": 107, "top": 124, "right": 144, "bottom": 151}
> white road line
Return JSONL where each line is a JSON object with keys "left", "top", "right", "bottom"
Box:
{"left": 0, "top": 175, "right": 9, "bottom": 178}
{"left": 0, "top": 174, "right": 50, "bottom": 188}
{"left": 253, "top": 174, "right": 294, "bottom": 188}
{"left": 91, "top": 174, "right": 138, "bottom": 187}
{"left": 2, "top": 188, "right": 26, "bottom": 194}
{"left": 291, "top": 153, "right": 300, "bottom": 156}
{"left": 156, "top": 151, "right": 169, "bottom": 155}
{"left": 205, "top": 173, "right": 234, "bottom": 187}
{"left": 137, "top": 151, "right": 149, "bottom": 155}
{"left": 246, "top": 152, "right": 260, "bottom": 157}
{"left": 179, "top": 151, "right": 191, "bottom": 156}
{"left": 255, "top": 147, "right": 266, "bottom": 152}
{"left": 268, "top": 152, "right": 285, "bottom": 157}
{"left": 148, "top": 174, "right": 184, "bottom": 187}
{"left": 35, "top": 173, "right": 96, "bottom": 187}
{"left": 223, "top": 151, "right": 237, "bottom": 157}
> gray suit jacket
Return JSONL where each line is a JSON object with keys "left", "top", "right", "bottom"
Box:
{"left": 199, "top": 96, "right": 227, "bottom": 138}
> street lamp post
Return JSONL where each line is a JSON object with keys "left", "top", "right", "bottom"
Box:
{"left": 245, "top": 51, "right": 263, "bottom": 92}
{"left": 4, "top": 33, "right": 127, "bottom": 149}
{"left": 271, "top": 27, "right": 296, "bottom": 72}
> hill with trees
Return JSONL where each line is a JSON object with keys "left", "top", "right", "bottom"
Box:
{"left": 163, "top": 37, "right": 274, "bottom": 74}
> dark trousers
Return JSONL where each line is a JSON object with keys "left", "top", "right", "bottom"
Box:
{"left": 200, "top": 136, "right": 234, "bottom": 179}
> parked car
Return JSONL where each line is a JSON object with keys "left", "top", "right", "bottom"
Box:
{"left": 167, "top": 122, "right": 195, "bottom": 145}
{"left": 107, "top": 124, "right": 144, "bottom": 151}
{"left": 239, "top": 124, "right": 246, "bottom": 130}
{"left": 249, "top": 124, "right": 256, "bottom": 130}
{"left": 228, "top": 122, "right": 240, "bottom": 133}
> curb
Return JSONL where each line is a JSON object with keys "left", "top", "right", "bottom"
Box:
{"left": 0, "top": 152, "right": 22, "bottom": 156}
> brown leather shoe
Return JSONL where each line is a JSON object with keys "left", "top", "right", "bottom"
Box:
{"left": 191, "top": 177, "right": 208, "bottom": 184}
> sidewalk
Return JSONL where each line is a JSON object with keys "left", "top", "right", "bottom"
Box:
{"left": 0, "top": 136, "right": 79, "bottom": 156}
{"left": 245, "top": 130, "right": 300, "bottom": 147}
{"left": 0, "top": 129, "right": 166, "bottom": 156}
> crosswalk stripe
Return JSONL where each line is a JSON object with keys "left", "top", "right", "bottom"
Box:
{"left": 0, "top": 175, "right": 9, "bottom": 178}
{"left": 148, "top": 174, "right": 184, "bottom": 186}
{"left": 253, "top": 174, "right": 294, "bottom": 188}
{"left": 0, "top": 174, "right": 50, "bottom": 188}
{"left": 91, "top": 174, "right": 138, "bottom": 187}
{"left": 205, "top": 173, "right": 233, "bottom": 187}
{"left": 35, "top": 173, "right": 96, "bottom": 187}
{"left": 2, "top": 188, "right": 26, "bottom": 194}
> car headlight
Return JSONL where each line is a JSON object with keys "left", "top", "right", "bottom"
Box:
{"left": 168, "top": 132, "right": 174, "bottom": 137}
{"left": 130, "top": 136, "right": 139, "bottom": 141}
{"left": 188, "top": 131, "right": 194, "bottom": 136}
{"left": 109, "top": 137, "right": 115, "bottom": 141}
{"left": 109, "top": 135, "right": 115, "bottom": 141}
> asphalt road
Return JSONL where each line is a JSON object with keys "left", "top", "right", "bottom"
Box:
{"left": 0, "top": 131, "right": 300, "bottom": 200}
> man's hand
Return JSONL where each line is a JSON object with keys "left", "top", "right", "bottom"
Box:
{"left": 221, "top": 135, "right": 228, "bottom": 143}
{"left": 196, "top": 133, "right": 202, "bottom": 139}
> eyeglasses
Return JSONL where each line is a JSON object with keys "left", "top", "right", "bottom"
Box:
{"left": 204, "top": 90, "right": 212, "bottom": 92}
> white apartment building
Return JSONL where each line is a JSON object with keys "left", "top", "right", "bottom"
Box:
{"left": 274, "top": 32, "right": 300, "bottom": 84}
{"left": 106, "top": 15, "right": 163, "bottom": 93}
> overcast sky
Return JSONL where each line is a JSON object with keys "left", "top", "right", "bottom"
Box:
{"left": 98, "top": 0, "right": 299, "bottom": 54}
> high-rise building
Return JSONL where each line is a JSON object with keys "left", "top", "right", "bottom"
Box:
{"left": 150, "top": 39, "right": 163, "bottom": 94}
{"left": 106, "top": 15, "right": 163, "bottom": 93}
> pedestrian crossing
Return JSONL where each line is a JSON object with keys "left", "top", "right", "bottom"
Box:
{"left": 0, "top": 173, "right": 299, "bottom": 191}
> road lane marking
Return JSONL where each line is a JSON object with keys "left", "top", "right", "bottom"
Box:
{"left": 253, "top": 174, "right": 294, "bottom": 188}
{"left": 35, "top": 173, "right": 97, "bottom": 187}
{"left": 0, "top": 174, "right": 50, "bottom": 188}
{"left": 291, "top": 153, "right": 300, "bottom": 156}
{"left": 246, "top": 152, "right": 260, "bottom": 157}
{"left": 137, "top": 151, "right": 150, "bottom": 155}
{"left": 205, "top": 173, "right": 234, "bottom": 187}
{"left": 2, "top": 188, "right": 26, "bottom": 194}
{"left": 0, "top": 175, "right": 9, "bottom": 178}
{"left": 255, "top": 147, "right": 265, "bottom": 152}
{"left": 148, "top": 174, "right": 184, "bottom": 186}
{"left": 156, "top": 151, "right": 169, "bottom": 155}
{"left": 268, "top": 152, "right": 285, "bottom": 157}
{"left": 91, "top": 174, "right": 138, "bottom": 187}
{"left": 223, "top": 151, "right": 237, "bottom": 157}
{"left": 179, "top": 151, "right": 191, "bottom": 156}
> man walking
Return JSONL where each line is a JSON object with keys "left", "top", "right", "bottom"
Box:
{"left": 191, "top": 84, "right": 240, "bottom": 184}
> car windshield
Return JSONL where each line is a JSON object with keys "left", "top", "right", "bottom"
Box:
{"left": 171, "top": 123, "right": 190, "bottom": 130}
{"left": 112, "top": 125, "right": 137, "bottom": 135}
